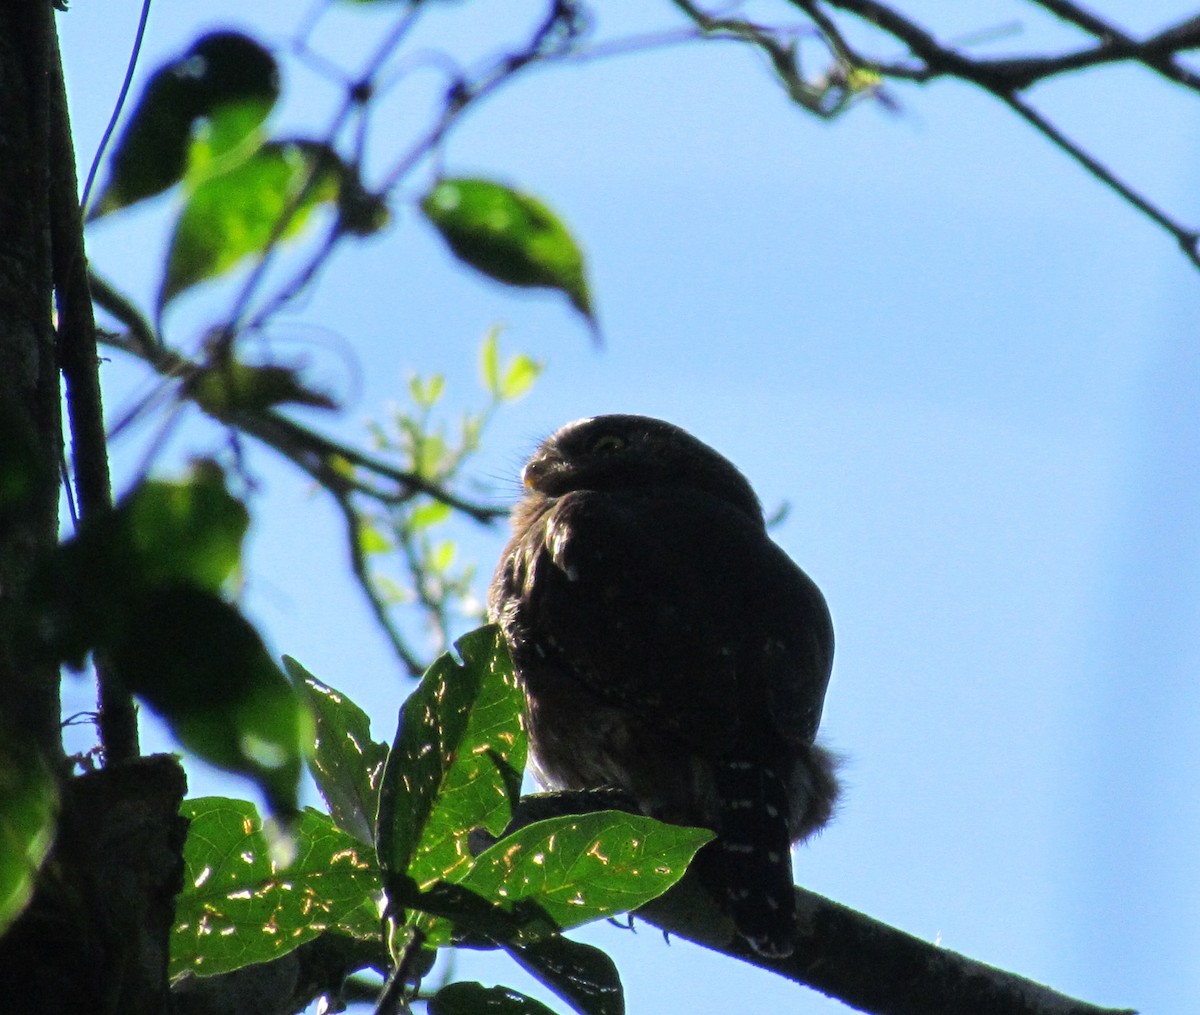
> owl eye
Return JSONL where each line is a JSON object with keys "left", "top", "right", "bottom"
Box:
{"left": 589, "top": 434, "right": 626, "bottom": 455}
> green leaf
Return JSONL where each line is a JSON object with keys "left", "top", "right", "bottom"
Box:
{"left": 112, "top": 588, "right": 310, "bottom": 817}
{"left": 158, "top": 140, "right": 341, "bottom": 313}
{"left": 421, "top": 179, "right": 597, "bottom": 335}
{"left": 457, "top": 811, "right": 711, "bottom": 938}
{"left": 406, "top": 499, "right": 452, "bottom": 532}
{"left": 92, "top": 31, "right": 279, "bottom": 216}
{"left": 34, "top": 461, "right": 248, "bottom": 665}
{"left": 429, "top": 982, "right": 559, "bottom": 1015}
{"left": 357, "top": 523, "right": 391, "bottom": 556}
{"left": 171, "top": 798, "right": 381, "bottom": 978}
{"left": 480, "top": 329, "right": 501, "bottom": 396}
{"left": 376, "top": 626, "right": 525, "bottom": 885}
{"left": 500, "top": 354, "right": 542, "bottom": 401}
{"left": 408, "top": 373, "right": 446, "bottom": 409}
{"left": 121, "top": 460, "right": 250, "bottom": 593}
{"left": 0, "top": 741, "right": 58, "bottom": 938}
{"left": 188, "top": 360, "right": 338, "bottom": 417}
{"left": 287, "top": 658, "right": 388, "bottom": 845}
{"left": 505, "top": 936, "right": 624, "bottom": 1015}
{"left": 431, "top": 539, "right": 456, "bottom": 573}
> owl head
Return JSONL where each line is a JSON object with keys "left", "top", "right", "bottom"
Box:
{"left": 521, "top": 414, "right": 763, "bottom": 523}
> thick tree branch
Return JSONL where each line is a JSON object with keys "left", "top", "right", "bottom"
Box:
{"left": 506, "top": 792, "right": 1134, "bottom": 1015}
{"left": 640, "top": 878, "right": 1135, "bottom": 1015}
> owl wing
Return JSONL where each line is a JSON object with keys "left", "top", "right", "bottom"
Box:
{"left": 515, "top": 487, "right": 833, "bottom": 756}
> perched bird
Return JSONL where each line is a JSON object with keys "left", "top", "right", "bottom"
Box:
{"left": 489, "top": 415, "right": 838, "bottom": 958}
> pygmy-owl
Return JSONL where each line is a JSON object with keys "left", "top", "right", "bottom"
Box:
{"left": 489, "top": 415, "right": 838, "bottom": 957}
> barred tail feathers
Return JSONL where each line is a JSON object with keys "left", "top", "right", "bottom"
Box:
{"left": 711, "top": 757, "right": 797, "bottom": 958}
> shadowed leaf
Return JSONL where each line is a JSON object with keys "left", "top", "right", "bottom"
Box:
{"left": 429, "top": 982, "right": 559, "bottom": 1015}
{"left": 0, "top": 741, "right": 58, "bottom": 938}
{"left": 92, "top": 32, "right": 279, "bottom": 216}
{"left": 421, "top": 178, "right": 597, "bottom": 337}
{"left": 288, "top": 659, "right": 388, "bottom": 845}
{"left": 112, "top": 588, "right": 309, "bottom": 817}
{"left": 506, "top": 935, "right": 625, "bottom": 1015}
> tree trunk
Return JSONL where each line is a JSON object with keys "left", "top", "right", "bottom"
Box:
{"left": 0, "top": 0, "right": 65, "bottom": 767}
{"left": 0, "top": 8, "right": 188, "bottom": 1012}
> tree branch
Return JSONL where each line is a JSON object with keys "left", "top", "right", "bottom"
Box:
{"left": 505, "top": 792, "right": 1134, "bottom": 1015}
{"left": 91, "top": 279, "right": 504, "bottom": 523}
{"left": 639, "top": 879, "right": 1135, "bottom": 1015}
{"left": 46, "top": 13, "right": 141, "bottom": 764}
{"left": 671, "top": 0, "right": 1200, "bottom": 272}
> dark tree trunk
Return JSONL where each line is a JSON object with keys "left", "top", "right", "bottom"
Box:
{"left": 0, "top": 7, "right": 188, "bottom": 1012}
{"left": 0, "top": 0, "right": 65, "bottom": 766}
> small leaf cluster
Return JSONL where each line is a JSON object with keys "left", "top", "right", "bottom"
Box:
{"left": 360, "top": 330, "right": 542, "bottom": 659}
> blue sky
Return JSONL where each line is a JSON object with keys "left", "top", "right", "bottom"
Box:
{"left": 60, "top": 2, "right": 1199, "bottom": 1012}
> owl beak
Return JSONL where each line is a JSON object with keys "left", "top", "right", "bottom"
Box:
{"left": 522, "top": 455, "right": 556, "bottom": 491}
{"left": 522, "top": 458, "right": 546, "bottom": 489}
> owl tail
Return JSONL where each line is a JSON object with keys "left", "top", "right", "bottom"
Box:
{"left": 711, "top": 758, "right": 797, "bottom": 958}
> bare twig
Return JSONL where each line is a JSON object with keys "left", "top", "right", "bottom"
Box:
{"left": 668, "top": 0, "right": 1200, "bottom": 271}
{"left": 331, "top": 489, "right": 428, "bottom": 678}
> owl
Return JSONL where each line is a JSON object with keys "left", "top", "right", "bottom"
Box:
{"left": 489, "top": 415, "right": 837, "bottom": 957}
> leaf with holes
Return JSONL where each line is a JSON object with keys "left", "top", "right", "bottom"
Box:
{"left": 171, "top": 798, "right": 381, "bottom": 978}
{"left": 376, "top": 626, "right": 526, "bottom": 886}
{"left": 288, "top": 658, "right": 388, "bottom": 846}
{"left": 449, "top": 811, "right": 711, "bottom": 942}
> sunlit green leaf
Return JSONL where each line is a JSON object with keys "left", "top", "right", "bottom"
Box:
{"left": 406, "top": 499, "right": 452, "bottom": 532}
{"left": 455, "top": 811, "right": 711, "bottom": 939}
{"left": 92, "top": 32, "right": 279, "bottom": 217}
{"left": 0, "top": 742, "right": 58, "bottom": 938}
{"left": 421, "top": 178, "right": 597, "bottom": 335}
{"left": 501, "top": 355, "right": 542, "bottom": 401}
{"left": 171, "top": 798, "right": 381, "bottom": 978}
{"left": 429, "top": 982, "right": 558, "bottom": 1015}
{"left": 357, "top": 523, "right": 391, "bottom": 557}
{"left": 158, "top": 140, "right": 341, "bottom": 312}
{"left": 376, "top": 626, "right": 525, "bottom": 885}
{"left": 431, "top": 540, "right": 456, "bottom": 572}
{"left": 480, "top": 329, "right": 502, "bottom": 396}
{"left": 408, "top": 373, "right": 446, "bottom": 409}
{"left": 288, "top": 658, "right": 388, "bottom": 845}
